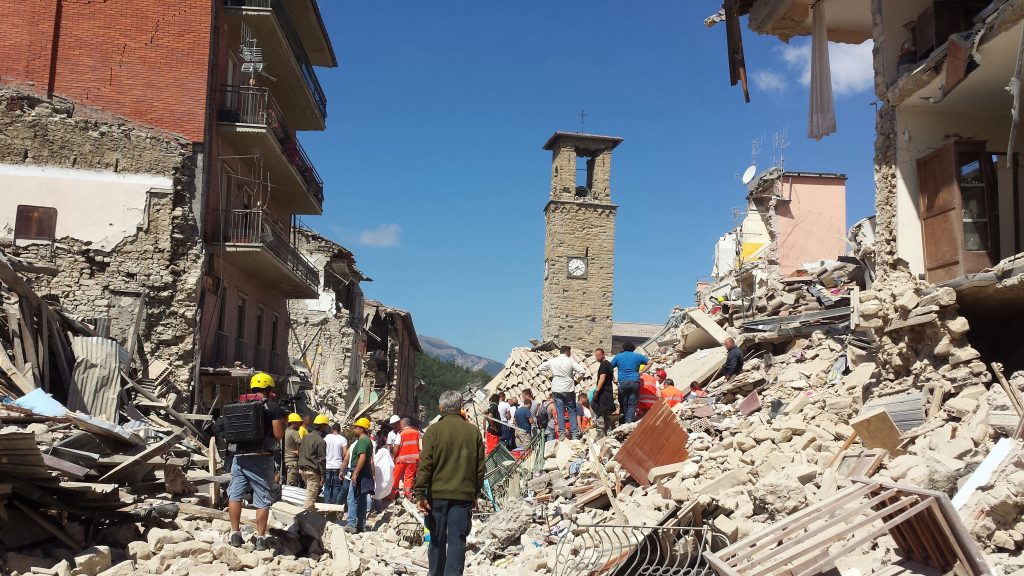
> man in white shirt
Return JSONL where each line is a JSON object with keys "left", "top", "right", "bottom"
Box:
{"left": 386, "top": 414, "right": 401, "bottom": 454}
{"left": 324, "top": 423, "right": 348, "bottom": 505}
{"left": 537, "top": 346, "right": 585, "bottom": 440}
{"left": 497, "top": 392, "right": 512, "bottom": 424}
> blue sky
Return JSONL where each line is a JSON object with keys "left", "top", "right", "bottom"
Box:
{"left": 299, "top": 2, "right": 878, "bottom": 362}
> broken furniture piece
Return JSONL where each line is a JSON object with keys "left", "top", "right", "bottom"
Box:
{"left": 703, "top": 479, "right": 993, "bottom": 576}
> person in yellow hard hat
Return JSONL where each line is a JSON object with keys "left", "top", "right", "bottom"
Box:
{"left": 227, "top": 372, "right": 285, "bottom": 552}
{"left": 284, "top": 413, "right": 303, "bottom": 487}
{"left": 345, "top": 417, "right": 374, "bottom": 533}
{"left": 298, "top": 413, "right": 313, "bottom": 440}
{"left": 298, "top": 415, "right": 330, "bottom": 510}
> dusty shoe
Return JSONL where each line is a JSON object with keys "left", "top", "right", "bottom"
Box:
{"left": 229, "top": 531, "right": 243, "bottom": 547}
{"left": 255, "top": 536, "right": 269, "bottom": 552}
{"left": 343, "top": 525, "right": 358, "bottom": 534}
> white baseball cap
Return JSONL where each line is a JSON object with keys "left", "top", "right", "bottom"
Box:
{"left": 389, "top": 415, "right": 401, "bottom": 424}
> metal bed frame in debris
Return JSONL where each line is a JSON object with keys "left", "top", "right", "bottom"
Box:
{"left": 482, "top": 431, "right": 545, "bottom": 511}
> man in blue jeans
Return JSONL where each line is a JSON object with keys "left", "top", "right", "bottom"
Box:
{"left": 610, "top": 342, "right": 649, "bottom": 424}
{"left": 345, "top": 418, "right": 374, "bottom": 533}
{"left": 537, "top": 346, "right": 585, "bottom": 440}
{"left": 415, "top": 391, "right": 485, "bottom": 576}
{"left": 323, "top": 423, "right": 348, "bottom": 504}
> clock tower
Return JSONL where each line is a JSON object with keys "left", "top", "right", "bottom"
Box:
{"left": 541, "top": 131, "right": 621, "bottom": 352}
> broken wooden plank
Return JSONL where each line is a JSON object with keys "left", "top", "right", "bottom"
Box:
{"left": 0, "top": 341, "right": 35, "bottom": 395}
{"left": 100, "top": 430, "right": 183, "bottom": 483}
{"left": 41, "top": 454, "right": 91, "bottom": 479}
{"left": 5, "top": 297, "right": 26, "bottom": 370}
{"left": 39, "top": 301, "right": 49, "bottom": 392}
{"left": 884, "top": 313, "right": 937, "bottom": 333}
{"left": 67, "top": 412, "right": 144, "bottom": 446}
{"left": 12, "top": 500, "right": 80, "bottom": 551}
{"left": 208, "top": 436, "right": 219, "bottom": 508}
{"left": 123, "top": 372, "right": 206, "bottom": 440}
{"left": 850, "top": 410, "right": 904, "bottom": 456}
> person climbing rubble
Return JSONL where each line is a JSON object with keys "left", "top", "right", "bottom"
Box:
{"left": 392, "top": 417, "right": 422, "bottom": 500}
{"left": 611, "top": 341, "right": 650, "bottom": 423}
{"left": 415, "top": 390, "right": 485, "bottom": 576}
{"left": 592, "top": 347, "right": 616, "bottom": 435}
{"left": 345, "top": 417, "right": 375, "bottom": 533}
{"left": 685, "top": 380, "right": 709, "bottom": 401}
{"left": 297, "top": 414, "right": 329, "bottom": 510}
{"left": 484, "top": 394, "right": 502, "bottom": 454}
{"left": 226, "top": 372, "right": 285, "bottom": 552}
{"left": 284, "top": 412, "right": 303, "bottom": 487}
{"left": 537, "top": 345, "right": 585, "bottom": 441}
{"left": 724, "top": 336, "right": 744, "bottom": 382}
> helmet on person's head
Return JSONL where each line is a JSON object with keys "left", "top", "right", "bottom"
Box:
{"left": 313, "top": 414, "right": 330, "bottom": 426}
{"left": 354, "top": 417, "right": 371, "bottom": 430}
{"left": 287, "top": 413, "right": 302, "bottom": 423}
{"left": 656, "top": 369, "right": 667, "bottom": 380}
{"left": 250, "top": 372, "right": 275, "bottom": 389}
{"left": 389, "top": 415, "right": 400, "bottom": 425}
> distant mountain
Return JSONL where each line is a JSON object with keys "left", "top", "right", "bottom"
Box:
{"left": 419, "top": 335, "right": 503, "bottom": 376}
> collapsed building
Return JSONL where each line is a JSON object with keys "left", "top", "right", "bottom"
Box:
{"left": 287, "top": 229, "right": 423, "bottom": 425}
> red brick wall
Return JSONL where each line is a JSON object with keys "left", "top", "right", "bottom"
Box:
{"left": 0, "top": 0, "right": 212, "bottom": 142}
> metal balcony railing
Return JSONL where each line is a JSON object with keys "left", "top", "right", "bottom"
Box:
{"left": 225, "top": 209, "right": 319, "bottom": 292}
{"left": 224, "top": 0, "right": 327, "bottom": 120}
{"left": 219, "top": 85, "right": 271, "bottom": 125}
{"left": 219, "top": 85, "right": 325, "bottom": 208}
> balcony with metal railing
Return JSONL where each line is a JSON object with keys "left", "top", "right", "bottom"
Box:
{"left": 223, "top": 0, "right": 327, "bottom": 130}
{"left": 214, "top": 209, "right": 320, "bottom": 299}
{"left": 218, "top": 85, "right": 325, "bottom": 214}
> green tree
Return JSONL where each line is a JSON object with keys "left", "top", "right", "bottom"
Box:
{"left": 415, "top": 352, "right": 492, "bottom": 419}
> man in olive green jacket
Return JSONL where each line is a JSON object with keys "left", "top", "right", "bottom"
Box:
{"left": 415, "top": 390, "right": 484, "bottom": 576}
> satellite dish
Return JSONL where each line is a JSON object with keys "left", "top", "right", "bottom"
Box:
{"left": 741, "top": 165, "right": 758, "bottom": 185}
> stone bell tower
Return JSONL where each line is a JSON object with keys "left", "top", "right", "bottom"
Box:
{"left": 541, "top": 132, "right": 622, "bottom": 352}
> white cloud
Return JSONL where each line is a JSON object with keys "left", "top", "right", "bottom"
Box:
{"left": 752, "top": 70, "right": 788, "bottom": 94}
{"left": 358, "top": 223, "right": 401, "bottom": 247}
{"left": 768, "top": 40, "right": 874, "bottom": 97}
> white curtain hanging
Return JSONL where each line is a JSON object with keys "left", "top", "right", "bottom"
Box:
{"left": 808, "top": 0, "right": 837, "bottom": 140}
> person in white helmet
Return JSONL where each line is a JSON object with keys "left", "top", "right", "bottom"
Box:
{"left": 386, "top": 414, "right": 401, "bottom": 458}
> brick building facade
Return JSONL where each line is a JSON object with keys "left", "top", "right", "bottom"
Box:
{"left": 1, "top": 0, "right": 338, "bottom": 409}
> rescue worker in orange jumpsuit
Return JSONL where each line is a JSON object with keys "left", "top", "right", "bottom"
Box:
{"left": 637, "top": 372, "right": 660, "bottom": 418}
{"left": 391, "top": 417, "right": 421, "bottom": 500}
{"left": 660, "top": 378, "right": 685, "bottom": 407}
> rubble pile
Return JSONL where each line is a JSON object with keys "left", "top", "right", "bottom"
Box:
{"left": 454, "top": 263, "right": 1024, "bottom": 575}
{"left": 2, "top": 233, "right": 1023, "bottom": 576}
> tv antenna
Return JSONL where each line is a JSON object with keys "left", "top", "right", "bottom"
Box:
{"left": 771, "top": 127, "right": 789, "bottom": 171}
{"left": 578, "top": 110, "right": 587, "bottom": 131}
{"left": 739, "top": 135, "right": 763, "bottom": 185}
{"left": 240, "top": 24, "right": 276, "bottom": 82}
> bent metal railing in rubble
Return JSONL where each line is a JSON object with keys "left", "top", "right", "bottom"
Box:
{"left": 554, "top": 524, "right": 718, "bottom": 576}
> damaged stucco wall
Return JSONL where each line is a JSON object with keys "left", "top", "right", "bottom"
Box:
{"left": 0, "top": 89, "right": 204, "bottom": 393}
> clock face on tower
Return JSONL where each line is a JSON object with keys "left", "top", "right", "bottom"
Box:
{"left": 567, "top": 256, "right": 588, "bottom": 279}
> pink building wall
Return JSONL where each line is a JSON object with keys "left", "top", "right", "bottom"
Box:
{"left": 774, "top": 174, "right": 847, "bottom": 275}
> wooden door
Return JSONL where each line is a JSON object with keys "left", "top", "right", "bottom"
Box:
{"left": 918, "top": 143, "right": 963, "bottom": 282}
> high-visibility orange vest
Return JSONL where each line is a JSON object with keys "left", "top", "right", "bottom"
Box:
{"left": 661, "top": 385, "right": 684, "bottom": 407}
{"left": 396, "top": 427, "right": 421, "bottom": 463}
{"left": 638, "top": 382, "right": 659, "bottom": 411}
